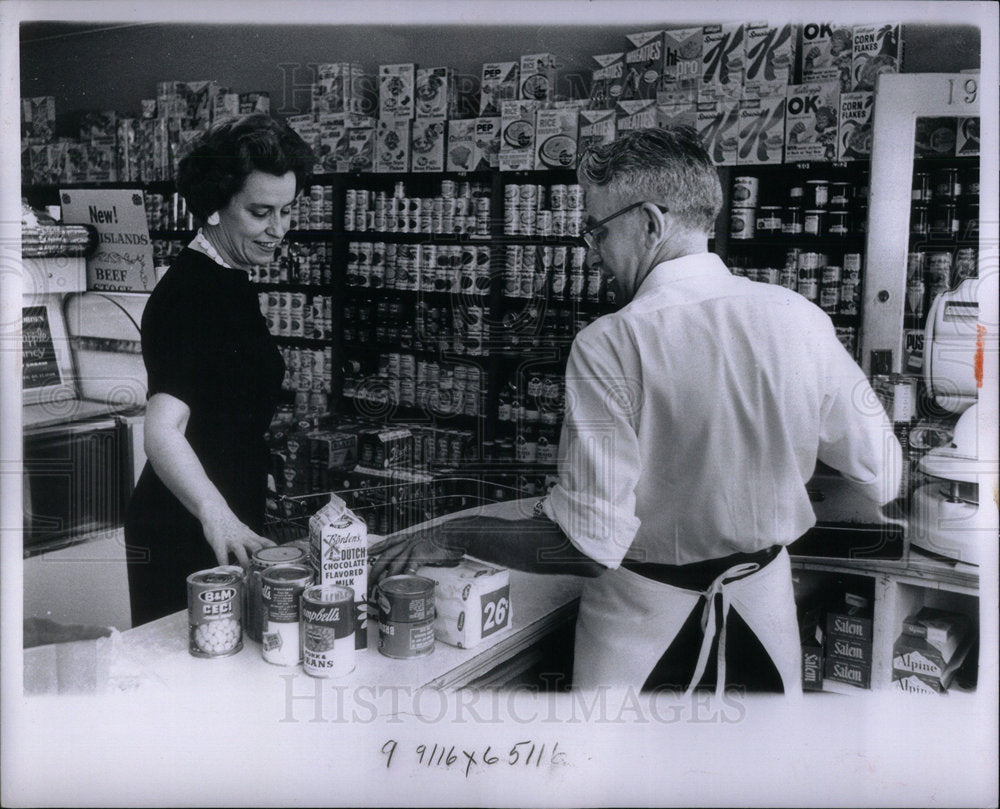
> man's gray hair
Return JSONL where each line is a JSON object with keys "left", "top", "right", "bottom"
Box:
{"left": 577, "top": 126, "right": 723, "bottom": 233}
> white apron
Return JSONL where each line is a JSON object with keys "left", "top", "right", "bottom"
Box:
{"left": 572, "top": 547, "right": 802, "bottom": 697}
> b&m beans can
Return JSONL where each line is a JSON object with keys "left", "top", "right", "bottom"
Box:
{"left": 261, "top": 563, "right": 314, "bottom": 666}
{"left": 377, "top": 574, "right": 436, "bottom": 659}
{"left": 187, "top": 568, "right": 244, "bottom": 658}
{"left": 301, "top": 584, "right": 356, "bottom": 678}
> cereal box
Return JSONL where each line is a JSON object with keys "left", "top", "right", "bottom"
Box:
{"left": 578, "top": 109, "right": 617, "bottom": 155}
{"left": 79, "top": 111, "right": 117, "bottom": 145}
{"left": 213, "top": 92, "right": 241, "bottom": 123}
{"left": 800, "top": 22, "right": 853, "bottom": 89}
{"left": 852, "top": 23, "right": 900, "bottom": 92}
{"left": 446, "top": 118, "right": 478, "bottom": 172}
{"left": 480, "top": 62, "right": 519, "bottom": 115}
{"left": 914, "top": 116, "right": 957, "bottom": 158}
{"left": 316, "top": 113, "right": 348, "bottom": 173}
{"left": 696, "top": 98, "right": 741, "bottom": 165}
{"left": 744, "top": 21, "right": 796, "bottom": 98}
{"left": 498, "top": 99, "right": 538, "bottom": 172}
{"left": 239, "top": 91, "right": 270, "bottom": 115}
{"left": 737, "top": 95, "right": 785, "bottom": 164}
{"left": 474, "top": 117, "right": 501, "bottom": 170}
{"left": 838, "top": 91, "right": 875, "bottom": 161}
{"left": 621, "top": 30, "right": 665, "bottom": 101}
{"left": 701, "top": 23, "right": 746, "bottom": 100}
{"left": 615, "top": 98, "right": 658, "bottom": 133}
{"left": 87, "top": 143, "right": 118, "bottom": 182}
{"left": 21, "top": 97, "right": 56, "bottom": 143}
{"left": 660, "top": 27, "right": 702, "bottom": 105}
{"left": 314, "top": 63, "right": 365, "bottom": 115}
{"left": 344, "top": 115, "right": 376, "bottom": 173}
{"left": 288, "top": 116, "right": 323, "bottom": 173}
{"left": 375, "top": 116, "right": 410, "bottom": 172}
{"left": 140, "top": 99, "right": 157, "bottom": 119}
{"left": 655, "top": 103, "right": 696, "bottom": 132}
{"left": 415, "top": 67, "right": 456, "bottom": 118}
{"left": 411, "top": 117, "right": 446, "bottom": 172}
{"left": 784, "top": 82, "right": 839, "bottom": 162}
{"left": 534, "top": 108, "right": 579, "bottom": 170}
{"left": 177, "top": 80, "right": 220, "bottom": 129}
{"left": 379, "top": 63, "right": 415, "bottom": 119}
{"left": 589, "top": 53, "right": 626, "bottom": 109}
{"left": 519, "top": 53, "right": 558, "bottom": 102}
{"left": 956, "top": 116, "right": 980, "bottom": 156}
{"left": 115, "top": 118, "right": 139, "bottom": 182}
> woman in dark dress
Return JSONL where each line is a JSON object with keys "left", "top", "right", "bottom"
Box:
{"left": 125, "top": 114, "right": 314, "bottom": 626}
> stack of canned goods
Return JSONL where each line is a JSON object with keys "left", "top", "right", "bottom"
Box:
{"left": 731, "top": 174, "right": 866, "bottom": 239}
{"left": 344, "top": 180, "right": 491, "bottom": 238}
{"left": 503, "top": 244, "right": 592, "bottom": 301}
{"left": 291, "top": 185, "right": 334, "bottom": 231}
{"left": 408, "top": 425, "right": 478, "bottom": 470}
{"left": 341, "top": 354, "right": 484, "bottom": 416}
{"left": 258, "top": 291, "right": 333, "bottom": 340}
{"left": 144, "top": 191, "right": 195, "bottom": 231}
{"left": 345, "top": 240, "right": 492, "bottom": 294}
{"left": 732, "top": 249, "right": 863, "bottom": 319}
{"left": 252, "top": 243, "right": 333, "bottom": 286}
{"left": 911, "top": 166, "right": 979, "bottom": 239}
{"left": 503, "top": 182, "right": 586, "bottom": 237}
{"left": 905, "top": 247, "right": 977, "bottom": 317}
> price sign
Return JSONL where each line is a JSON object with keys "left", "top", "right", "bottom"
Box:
{"left": 479, "top": 585, "right": 511, "bottom": 639}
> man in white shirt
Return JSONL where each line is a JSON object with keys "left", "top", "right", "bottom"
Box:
{"left": 371, "top": 127, "right": 901, "bottom": 695}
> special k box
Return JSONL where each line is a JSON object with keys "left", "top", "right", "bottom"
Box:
{"left": 784, "top": 82, "right": 840, "bottom": 162}
{"left": 696, "top": 98, "right": 740, "bottom": 165}
{"left": 410, "top": 117, "right": 446, "bottom": 173}
{"left": 534, "top": 108, "right": 579, "bottom": 170}
{"left": 415, "top": 67, "right": 457, "bottom": 118}
{"left": 446, "top": 118, "right": 478, "bottom": 172}
{"left": 800, "top": 22, "right": 853, "bottom": 89}
{"left": 851, "top": 23, "right": 901, "bottom": 92}
{"left": 498, "top": 99, "right": 539, "bottom": 171}
{"left": 701, "top": 23, "right": 746, "bottom": 100}
{"left": 578, "top": 109, "right": 617, "bottom": 155}
{"left": 838, "top": 91, "right": 875, "bottom": 161}
{"left": 622, "top": 30, "right": 665, "bottom": 101}
{"left": 375, "top": 116, "right": 411, "bottom": 173}
{"left": 744, "top": 21, "right": 796, "bottom": 98}
{"left": 660, "top": 27, "right": 703, "bottom": 105}
{"left": 519, "top": 53, "right": 558, "bottom": 102}
{"left": 379, "top": 63, "right": 415, "bottom": 119}
{"left": 589, "top": 53, "right": 626, "bottom": 109}
{"left": 480, "top": 62, "right": 519, "bottom": 115}
{"left": 737, "top": 95, "right": 785, "bottom": 164}
{"left": 615, "top": 98, "right": 658, "bottom": 134}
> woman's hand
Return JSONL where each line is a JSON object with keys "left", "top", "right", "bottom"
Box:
{"left": 201, "top": 502, "right": 276, "bottom": 568}
{"left": 368, "top": 529, "right": 463, "bottom": 594}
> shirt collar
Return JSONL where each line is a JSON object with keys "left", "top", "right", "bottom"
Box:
{"left": 632, "top": 252, "right": 731, "bottom": 302}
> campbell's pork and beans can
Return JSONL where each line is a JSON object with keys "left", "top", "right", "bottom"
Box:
{"left": 187, "top": 567, "right": 245, "bottom": 658}
{"left": 301, "top": 584, "right": 356, "bottom": 678}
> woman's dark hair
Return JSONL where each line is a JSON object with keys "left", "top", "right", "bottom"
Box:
{"left": 177, "top": 113, "right": 315, "bottom": 220}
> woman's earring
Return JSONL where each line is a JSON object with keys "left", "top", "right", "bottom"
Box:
{"left": 206, "top": 212, "right": 220, "bottom": 226}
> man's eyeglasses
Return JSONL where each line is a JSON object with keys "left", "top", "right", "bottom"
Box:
{"left": 580, "top": 201, "right": 669, "bottom": 251}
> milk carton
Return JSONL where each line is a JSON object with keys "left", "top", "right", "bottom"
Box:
{"left": 498, "top": 99, "right": 539, "bottom": 171}
{"left": 415, "top": 559, "right": 513, "bottom": 649}
{"left": 701, "top": 23, "right": 746, "bottom": 100}
{"left": 696, "top": 98, "right": 740, "bottom": 165}
{"left": 615, "top": 98, "right": 658, "bottom": 134}
{"left": 800, "top": 22, "right": 853, "bottom": 89}
{"left": 851, "top": 23, "right": 900, "bottom": 91}
{"left": 480, "top": 62, "right": 519, "bottom": 115}
{"left": 589, "top": 53, "right": 626, "bottom": 109}
{"left": 784, "top": 82, "right": 840, "bottom": 162}
{"left": 446, "top": 118, "right": 478, "bottom": 172}
{"left": 519, "top": 53, "right": 558, "bottom": 102}
{"left": 744, "top": 21, "right": 796, "bottom": 98}
{"left": 475, "top": 117, "right": 502, "bottom": 169}
{"left": 837, "top": 91, "right": 875, "bottom": 161}
{"left": 578, "top": 109, "right": 617, "bottom": 155}
{"left": 737, "top": 95, "right": 786, "bottom": 164}
{"left": 375, "top": 116, "right": 411, "bottom": 172}
{"left": 660, "top": 27, "right": 703, "bottom": 105}
{"left": 309, "top": 494, "right": 369, "bottom": 649}
{"left": 410, "top": 117, "right": 446, "bottom": 172}
{"left": 621, "top": 30, "right": 665, "bottom": 100}
{"left": 415, "top": 67, "right": 456, "bottom": 118}
{"left": 534, "top": 108, "right": 579, "bottom": 170}
{"left": 379, "top": 63, "right": 415, "bottom": 119}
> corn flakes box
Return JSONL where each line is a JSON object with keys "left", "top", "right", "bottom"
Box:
{"left": 737, "top": 95, "right": 785, "bottom": 164}
{"left": 498, "top": 99, "right": 538, "bottom": 171}
{"left": 416, "top": 67, "right": 456, "bottom": 118}
{"left": 578, "top": 109, "right": 616, "bottom": 156}
{"left": 696, "top": 98, "right": 740, "bottom": 165}
{"left": 744, "top": 21, "right": 796, "bottom": 98}
{"left": 534, "top": 108, "right": 578, "bottom": 170}
{"left": 474, "top": 117, "right": 501, "bottom": 170}
{"left": 837, "top": 91, "right": 875, "bottom": 161}
{"left": 701, "top": 23, "right": 745, "bottom": 100}
{"left": 375, "top": 116, "right": 410, "bottom": 172}
{"left": 411, "top": 117, "right": 446, "bottom": 172}
{"left": 800, "top": 22, "right": 853, "bottom": 89}
{"left": 379, "top": 63, "right": 415, "bottom": 119}
{"left": 621, "top": 30, "right": 665, "bottom": 101}
{"left": 519, "top": 53, "right": 558, "bottom": 102}
{"left": 784, "top": 81, "right": 839, "bottom": 162}
{"left": 615, "top": 98, "right": 657, "bottom": 134}
{"left": 852, "top": 23, "right": 900, "bottom": 92}
{"left": 589, "top": 53, "right": 626, "bottom": 109}
{"left": 660, "top": 27, "right": 702, "bottom": 104}
{"left": 480, "top": 62, "right": 519, "bottom": 115}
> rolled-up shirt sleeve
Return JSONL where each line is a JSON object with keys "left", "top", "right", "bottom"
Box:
{"left": 542, "top": 325, "right": 642, "bottom": 568}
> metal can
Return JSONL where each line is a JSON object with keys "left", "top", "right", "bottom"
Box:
{"left": 829, "top": 182, "right": 852, "bottom": 208}
{"left": 187, "top": 568, "right": 244, "bottom": 658}
{"left": 566, "top": 184, "right": 585, "bottom": 210}
{"left": 805, "top": 179, "right": 829, "bottom": 209}
{"left": 912, "top": 172, "right": 932, "bottom": 202}
{"left": 261, "top": 563, "right": 315, "bottom": 666}
{"left": 819, "top": 284, "right": 840, "bottom": 314}
{"left": 932, "top": 167, "right": 961, "bottom": 199}
{"left": 906, "top": 276, "right": 926, "bottom": 314}
{"left": 377, "top": 574, "right": 436, "bottom": 659}
{"left": 910, "top": 204, "right": 930, "bottom": 236}
{"left": 730, "top": 208, "right": 756, "bottom": 239}
{"left": 756, "top": 206, "right": 783, "bottom": 233}
{"left": 804, "top": 209, "right": 825, "bottom": 236}
{"left": 247, "top": 545, "right": 308, "bottom": 643}
{"left": 931, "top": 202, "right": 959, "bottom": 237}
{"left": 732, "top": 175, "right": 760, "bottom": 208}
{"left": 549, "top": 184, "right": 567, "bottom": 210}
{"left": 839, "top": 282, "right": 860, "bottom": 316}
{"left": 827, "top": 209, "right": 850, "bottom": 235}
{"left": 959, "top": 168, "right": 980, "bottom": 197}
{"left": 954, "top": 248, "right": 977, "bottom": 282}
{"left": 301, "top": 584, "right": 356, "bottom": 678}
{"left": 906, "top": 251, "right": 927, "bottom": 281}
{"left": 821, "top": 265, "right": 842, "bottom": 286}
{"left": 960, "top": 200, "right": 979, "bottom": 237}
{"left": 783, "top": 206, "right": 803, "bottom": 234}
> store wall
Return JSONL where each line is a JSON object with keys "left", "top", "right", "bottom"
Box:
{"left": 20, "top": 21, "right": 982, "bottom": 124}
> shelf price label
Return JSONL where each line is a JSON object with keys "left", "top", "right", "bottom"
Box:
{"left": 480, "top": 585, "right": 511, "bottom": 638}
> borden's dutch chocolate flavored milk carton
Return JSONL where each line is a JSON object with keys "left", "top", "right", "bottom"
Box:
{"left": 309, "top": 494, "right": 369, "bottom": 649}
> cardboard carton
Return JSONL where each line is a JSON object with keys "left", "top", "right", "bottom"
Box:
{"left": 701, "top": 23, "right": 745, "bottom": 99}
{"left": 410, "top": 117, "right": 446, "bottom": 172}
{"left": 519, "top": 53, "right": 558, "bottom": 102}
{"left": 744, "top": 21, "right": 796, "bottom": 98}
{"left": 660, "top": 28, "right": 703, "bottom": 104}
{"left": 837, "top": 91, "right": 875, "bottom": 161}
{"left": 480, "top": 62, "right": 519, "bottom": 115}
{"left": 784, "top": 81, "right": 839, "bottom": 162}
{"left": 851, "top": 23, "right": 900, "bottom": 92}
{"left": 578, "top": 109, "right": 617, "bottom": 155}
{"left": 534, "top": 108, "right": 579, "bottom": 170}
{"left": 737, "top": 95, "right": 785, "bottom": 164}
{"left": 416, "top": 67, "right": 457, "bottom": 118}
{"left": 622, "top": 30, "right": 665, "bottom": 100}
{"left": 800, "top": 21, "right": 853, "bottom": 89}
{"left": 696, "top": 98, "right": 740, "bottom": 165}
{"left": 589, "top": 53, "right": 626, "bottom": 109}
{"left": 375, "top": 116, "right": 411, "bottom": 173}
{"left": 379, "top": 63, "right": 415, "bottom": 119}
{"left": 498, "top": 99, "right": 538, "bottom": 171}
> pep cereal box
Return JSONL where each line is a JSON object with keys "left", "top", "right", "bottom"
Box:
{"left": 410, "top": 117, "right": 446, "bottom": 172}
{"left": 375, "top": 116, "right": 410, "bottom": 172}
{"left": 475, "top": 117, "right": 501, "bottom": 169}
{"left": 837, "top": 91, "right": 875, "bottom": 161}
{"left": 589, "top": 53, "right": 626, "bottom": 109}
{"left": 784, "top": 81, "right": 839, "bottom": 162}
{"left": 852, "top": 23, "right": 900, "bottom": 91}
{"left": 534, "top": 108, "right": 579, "bottom": 170}
{"left": 800, "top": 22, "right": 853, "bottom": 89}
{"left": 446, "top": 118, "right": 477, "bottom": 172}
{"left": 744, "top": 21, "right": 796, "bottom": 98}
{"left": 615, "top": 98, "right": 658, "bottom": 133}
{"left": 737, "top": 95, "right": 785, "bottom": 164}
{"left": 655, "top": 103, "right": 697, "bottom": 132}
{"left": 379, "top": 63, "right": 415, "bottom": 119}
{"left": 519, "top": 53, "right": 558, "bottom": 102}
{"left": 696, "top": 98, "right": 740, "bottom": 165}
{"left": 578, "top": 109, "right": 617, "bottom": 155}
{"left": 621, "top": 30, "right": 665, "bottom": 101}
{"left": 498, "top": 99, "right": 539, "bottom": 171}
{"left": 416, "top": 67, "right": 456, "bottom": 118}
{"left": 660, "top": 27, "right": 702, "bottom": 105}
{"left": 701, "top": 23, "right": 745, "bottom": 100}
{"left": 480, "top": 62, "right": 519, "bottom": 115}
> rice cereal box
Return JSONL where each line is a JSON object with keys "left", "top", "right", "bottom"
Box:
{"left": 701, "top": 23, "right": 746, "bottom": 100}
{"left": 375, "top": 116, "right": 411, "bottom": 173}
{"left": 852, "top": 23, "right": 900, "bottom": 92}
{"left": 410, "top": 117, "right": 446, "bottom": 172}
{"left": 838, "top": 91, "right": 875, "bottom": 161}
{"left": 414, "top": 559, "right": 513, "bottom": 649}
{"left": 784, "top": 82, "right": 839, "bottom": 162}
{"left": 655, "top": 103, "right": 697, "bottom": 132}
{"left": 498, "top": 99, "right": 538, "bottom": 172}
{"left": 534, "top": 108, "right": 579, "bottom": 170}
{"left": 308, "top": 494, "right": 369, "bottom": 649}
{"left": 480, "top": 62, "right": 519, "bottom": 115}
{"left": 474, "top": 117, "right": 501, "bottom": 170}
{"left": 519, "top": 53, "right": 558, "bottom": 102}
{"left": 737, "top": 95, "right": 785, "bottom": 164}
{"left": 446, "top": 118, "right": 478, "bottom": 172}
{"left": 956, "top": 116, "right": 980, "bottom": 156}
{"left": 379, "top": 63, "right": 415, "bottom": 119}
{"left": 621, "top": 30, "right": 665, "bottom": 101}
{"left": 588, "top": 53, "right": 626, "bottom": 109}
{"left": 660, "top": 27, "right": 703, "bottom": 105}
{"left": 615, "top": 98, "right": 658, "bottom": 134}
{"left": 578, "top": 109, "right": 617, "bottom": 156}
{"left": 696, "top": 98, "right": 741, "bottom": 165}
{"left": 415, "top": 67, "right": 456, "bottom": 118}
{"left": 800, "top": 22, "right": 853, "bottom": 89}
{"left": 744, "top": 22, "right": 796, "bottom": 98}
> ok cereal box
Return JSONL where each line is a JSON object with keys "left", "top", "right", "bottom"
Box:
{"left": 784, "top": 81, "right": 839, "bottom": 162}
{"left": 379, "top": 63, "right": 415, "bottom": 119}
{"left": 800, "top": 22, "right": 853, "bottom": 90}
{"left": 837, "top": 91, "right": 875, "bottom": 161}
{"left": 851, "top": 23, "right": 900, "bottom": 92}
{"left": 696, "top": 98, "right": 740, "bottom": 165}
{"left": 744, "top": 21, "right": 796, "bottom": 98}
{"left": 737, "top": 95, "right": 785, "bottom": 164}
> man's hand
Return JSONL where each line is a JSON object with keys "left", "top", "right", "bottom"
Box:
{"left": 368, "top": 528, "right": 464, "bottom": 594}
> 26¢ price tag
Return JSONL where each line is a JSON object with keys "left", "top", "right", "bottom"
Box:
{"left": 479, "top": 585, "right": 511, "bottom": 639}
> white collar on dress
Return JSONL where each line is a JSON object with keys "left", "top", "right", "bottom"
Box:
{"left": 190, "top": 229, "right": 236, "bottom": 270}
